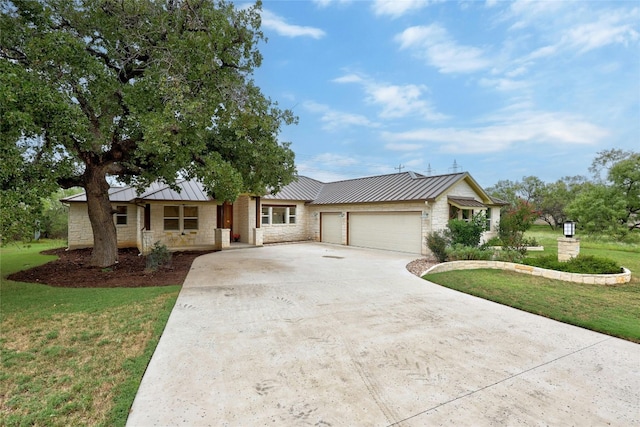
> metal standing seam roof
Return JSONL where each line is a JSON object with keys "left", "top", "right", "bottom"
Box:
{"left": 263, "top": 175, "right": 325, "bottom": 201}
{"left": 448, "top": 196, "right": 488, "bottom": 208}
{"left": 61, "top": 179, "right": 212, "bottom": 203}
{"left": 306, "top": 172, "right": 467, "bottom": 205}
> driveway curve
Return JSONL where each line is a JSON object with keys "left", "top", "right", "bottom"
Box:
{"left": 127, "top": 243, "right": 639, "bottom": 426}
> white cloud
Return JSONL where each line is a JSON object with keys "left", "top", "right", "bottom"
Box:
{"left": 261, "top": 10, "right": 326, "bottom": 39}
{"left": 562, "top": 11, "right": 640, "bottom": 53}
{"left": 313, "top": 0, "right": 352, "bottom": 7}
{"left": 303, "top": 101, "right": 379, "bottom": 131}
{"left": 478, "top": 77, "right": 529, "bottom": 92}
{"left": 372, "top": 0, "right": 436, "bottom": 18}
{"left": 382, "top": 109, "right": 609, "bottom": 154}
{"left": 395, "top": 24, "right": 491, "bottom": 73}
{"left": 333, "top": 73, "right": 448, "bottom": 121}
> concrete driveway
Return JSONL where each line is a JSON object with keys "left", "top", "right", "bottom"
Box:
{"left": 127, "top": 243, "right": 639, "bottom": 426}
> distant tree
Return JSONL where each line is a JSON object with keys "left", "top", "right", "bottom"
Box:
{"left": 538, "top": 175, "right": 588, "bottom": 229}
{"left": 485, "top": 179, "right": 521, "bottom": 208}
{"left": 565, "top": 183, "right": 628, "bottom": 237}
{"left": 608, "top": 153, "right": 640, "bottom": 231}
{"left": 40, "top": 188, "right": 83, "bottom": 239}
{"left": 486, "top": 176, "right": 545, "bottom": 211}
{"left": 588, "top": 148, "right": 634, "bottom": 183}
{"left": 568, "top": 151, "right": 639, "bottom": 236}
{"left": 1, "top": 0, "right": 297, "bottom": 266}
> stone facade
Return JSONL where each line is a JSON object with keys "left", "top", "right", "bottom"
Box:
{"left": 67, "top": 202, "right": 139, "bottom": 250}
{"left": 261, "top": 201, "right": 312, "bottom": 244}
{"left": 557, "top": 237, "right": 580, "bottom": 261}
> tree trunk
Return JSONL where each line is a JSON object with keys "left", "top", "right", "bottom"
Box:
{"left": 84, "top": 166, "right": 118, "bottom": 267}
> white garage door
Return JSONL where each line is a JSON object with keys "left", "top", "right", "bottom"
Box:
{"left": 321, "top": 212, "right": 342, "bottom": 244}
{"left": 349, "top": 212, "right": 422, "bottom": 253}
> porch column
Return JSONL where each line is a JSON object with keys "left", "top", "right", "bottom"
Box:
{"left": 215, "top": 228, "right": 230, "bottom": 250}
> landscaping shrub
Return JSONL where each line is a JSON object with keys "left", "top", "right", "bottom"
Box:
{"left": 446, "top": 244, "right": 492, "bottom": 261}
{"left": 447, "top": 213, "right": 486, "bottom": 247}
{"left": 523, "top": 254, "right": 621, "bottom": 274}
{"left": 145, "top": 242, "right": 172, "bottom": 271}
{"left": 493, "top": 249, "right": 525, "bottom": 263}
{"left": 483, "top": 236, "right": 502, "bottom": 247}
{"left": 499, "top": 199, "right": 539, "bottom": 254}
{"left": 426, "top": 230, "right": 449, "bottom": 262}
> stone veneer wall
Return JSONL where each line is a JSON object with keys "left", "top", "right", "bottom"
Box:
{"left": 146, "top": 201, "right": 217, "bottom": 249}
{"left": 233, "top": 195, "right": 251, "bottom": 244}
{"left": 422, "top": 261, "right": 631, "bottom": 285}
{"left": 430, "top": 180, "right": 499, "bottom": 243}
{"left": 67, "top": 202, "right": 139, "bottom": 249}
{"left": 261, "top": 201, "right": 312, "bottom": 244}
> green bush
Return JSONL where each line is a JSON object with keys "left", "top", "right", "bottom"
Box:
{"left": 493, "top": 249, "right": 525, "bottom": 263}
{"left": 145, "top": 242, "right": 172, "bottom": 272}
{"left": 446, "top": 244, "right": 493, "bottom": 261}
{"left": 523, "top": 255, "right": 621, "bottom": 274}
{"left": 483, "top": 236, "right": 502, "bottom": 247}
{"left": 426, "top": 230, "right": 449, "bottom": 262}
{"left": 447, "top": 213, "right": 486, "bottom": 247}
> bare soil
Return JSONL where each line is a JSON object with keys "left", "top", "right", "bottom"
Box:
{"left": 7, "top": 248, "right": 214, "bottom": 288}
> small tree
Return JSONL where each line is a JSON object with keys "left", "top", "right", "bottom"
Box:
{"left": 498, "top": 200, "right": 538, "bottom": 253}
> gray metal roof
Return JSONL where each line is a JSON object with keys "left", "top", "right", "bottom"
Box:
{"left": 263, "top": 175, "right": 325, "bottom": 201}
{"left": 307, "top": 172, "right": 467, "bottom": 205}
{"left": 448, "top": 196, "right": 487, "bottom": 208}
{"left": 61, "top": 179, "right": 212, "bottom": 203}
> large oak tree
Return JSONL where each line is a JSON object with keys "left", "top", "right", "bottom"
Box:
{"left": 1, "top": 0, "right": 296, "bottom": 266}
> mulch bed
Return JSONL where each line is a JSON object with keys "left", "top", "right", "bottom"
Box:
{"left": 7, "top": 247, "right": 214, "bottom": 288}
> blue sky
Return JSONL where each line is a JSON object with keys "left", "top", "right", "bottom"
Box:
{"left": 247, "top": 0, "right": 639, "bottom": 188}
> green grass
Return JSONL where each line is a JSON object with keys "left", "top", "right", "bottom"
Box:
{"left": 424, "top": 227, "right": 640, "bottom": 343}
{"left": 1, "top": 240, "right": 180, "bottom": 426}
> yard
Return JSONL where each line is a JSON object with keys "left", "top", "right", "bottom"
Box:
{"left": 423, "top": 225, "right": 640, "bottom": 343}
{"left": 0, "top": 240, "right": 181, "bottom": 426}
{"left": 2, "top": 230, "right": 638, "bottom": 425}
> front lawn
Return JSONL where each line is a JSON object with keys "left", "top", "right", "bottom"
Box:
{"left": 0, "top": 241, "right": 180, "bottom": 426}
{"left": 423, "top": 227, "right": 640, "bottom": 343}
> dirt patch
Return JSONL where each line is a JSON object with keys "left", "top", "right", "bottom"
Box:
{"left": 7, "top": 247, "right": 214, "bottom": 288}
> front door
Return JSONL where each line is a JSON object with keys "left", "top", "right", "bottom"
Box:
{"left": 217, "top": 202, "right": 233, "bottom": 230}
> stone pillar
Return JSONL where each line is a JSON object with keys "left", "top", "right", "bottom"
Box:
{"left": 142, "top": 231, "right": 155, "bottom": 255}
{"left": 215, "top": 228, "right": 230, "bottom": 250}
{"left": 253, "top": 228, "right": 263, "bottom": 247}
{"left": 558, "top": 237, "right": 580, "bottom": 262}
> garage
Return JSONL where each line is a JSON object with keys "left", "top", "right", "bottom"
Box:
{"left": 348, "top": 212, "right": 422, "bottom": 254}
{"left": 321, "top": 212, "right": 342, "bottom": 244}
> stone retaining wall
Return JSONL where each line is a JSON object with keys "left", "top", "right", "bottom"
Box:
{"left": 421, "top": 261, "right": 631, "bottom": 285}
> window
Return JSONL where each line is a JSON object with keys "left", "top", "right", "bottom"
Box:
{"left": 164, "top": 206, "right": 180, "bottom": 230}
{"left": 183, "top": 206, "right": 198, "bottom": 230}
{"left": 261, "top": 205, "right": 297, "bottom": 225}
{"left": 288, "top": 206, "right": 296, "bottom": 224}
{"left": 485, "top": 209, "right": 492, "bottom": 231}
{"left": 461, "top": 209, "right": 473, "bottom": 222}
{"left": 115, "top": 205, "right": 128, "bottom": 225}
{"left": 272, "top": 207, "right": 286, "bottom": 224}
{"left": 164, "top": 205, "right": 199, "bottom": 231}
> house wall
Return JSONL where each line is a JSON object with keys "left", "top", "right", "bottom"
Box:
{"left": 260, "top": 200, "right": 312, "bottom": 244}
{"left": 67, "top": 202, "right": 139, "bottom": 249}
{"left": 67, "top": 201, "right": 218, "bottom": 251}
{"left": 233, "top": 195, "right": 257, "bottom": 244}
{"left": 146, "top": 201, "right": 217, "bottom": 250}
{"left": 431, "top": 180, "right": 500, "bottom": 243}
